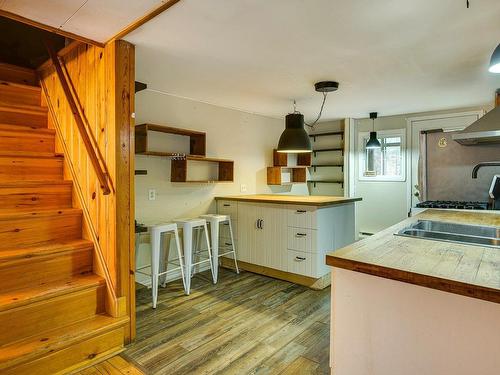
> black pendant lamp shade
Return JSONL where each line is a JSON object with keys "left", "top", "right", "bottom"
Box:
{"left": 489, "top": 43, "right": 500, "bottom": 73}
{"left": 365, "top": 112, "right": 381, "bottom": 149}
{"left": 277, "top": 113, "right": 312, "bottom": 153}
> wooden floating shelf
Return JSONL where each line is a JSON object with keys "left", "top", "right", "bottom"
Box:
{"left": 267, "top": 150, "right": 311, "bottom": 185}
{"left": 135, "top": 123, "right": 206, "bottom": 157}
{"left": 171, "top": 156, "right": 234, "bottom": 183}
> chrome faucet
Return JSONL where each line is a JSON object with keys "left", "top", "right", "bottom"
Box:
{"left": 472, "top": 162, "right": 500, "bottom": 179}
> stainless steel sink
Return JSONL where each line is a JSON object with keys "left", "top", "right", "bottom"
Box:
{"left": 396, "top": 220, "right": 500, "bottom": 249}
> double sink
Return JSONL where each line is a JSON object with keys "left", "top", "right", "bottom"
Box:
{"left": 396, "top": 220, "right": 500, "bottom": 249}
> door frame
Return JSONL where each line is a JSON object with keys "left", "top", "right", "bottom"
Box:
{"left": 405, "top": 110, "right": 484, "bottom": 215}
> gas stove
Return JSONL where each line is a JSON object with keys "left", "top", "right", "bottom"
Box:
{"left": 416, "top": 201, "right": 489, "bottom": 210}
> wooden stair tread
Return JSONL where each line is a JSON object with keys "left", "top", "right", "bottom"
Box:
{"left": 0, "top": 273, "right": 104, "bottom": 312}
{"left": 0, "top": 104, "right": 47, "bottom": 114}
{"left": 0, "top": 207, "right": 82, "bottom": 220}
{"left": 0, "top": 151, "right": 63, "bottom": 158}
{"left": 0, "top": 124, "right": 55, "bottom": 135}
{"left": 0, "top": 314, "right": 129, "bottom": 370}
{"left": 0, "top": 239, "right": 92, "bottom": 264}
{"left": 0, "top": 179, "right": 72, "bottom": 188}
{"left": 0, "top": 80, "right": 41, "bottom": 92}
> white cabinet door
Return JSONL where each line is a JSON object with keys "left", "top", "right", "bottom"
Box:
{"left": 236, "top": 202, "right": 259, "bottom": 264}
{"left": 258, "top": 203, "right": 287, "bottom": 271}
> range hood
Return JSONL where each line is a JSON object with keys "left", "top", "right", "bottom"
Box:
{"left": 453, "top": 90, "right": 500, "bottom": 145}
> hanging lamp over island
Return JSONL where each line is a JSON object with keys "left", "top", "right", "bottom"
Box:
{"left": 277, "top": 81, "right": 339, "bottom": 153}
{"left": 366, "top": 112, "right": 382, "bottom": 149}
{"left": 489, "top": 43, "right": 500, "bottom": 73}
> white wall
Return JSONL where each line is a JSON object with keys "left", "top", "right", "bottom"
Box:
{"left": 135, "top": 90, "right": 308, "bottom": 284}
{"left": 352, "top": 105, "right": 492, "bottom": 234}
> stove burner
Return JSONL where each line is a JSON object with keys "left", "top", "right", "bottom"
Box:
{"left": 416, "top": 201, "right": 489, "bottom": 210}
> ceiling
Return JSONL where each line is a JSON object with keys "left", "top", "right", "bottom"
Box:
{"left": 0, "top": 0, "right": 165, "bottom": 42}
{"left": 124, "top": 0, "right": 500, "bottom": 120}
{"left": 3, "top": 0, "right": 499, "bottom": 120}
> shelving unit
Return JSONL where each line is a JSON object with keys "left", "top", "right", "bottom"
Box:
{"left": 267, "top": 149, "right": 311, "bottom": 185}
{"left": 135, "top": 123, "right": 234, "bottom": 183}
{"left": 307, "top": 128, "right": 345, "bottom": 190}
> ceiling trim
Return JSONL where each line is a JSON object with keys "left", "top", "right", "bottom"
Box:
{"left": 0, "top": 9, "right": 104, "bottom": 47}
{"left": 106, "top": 0, "right": 182, "bottom": 44}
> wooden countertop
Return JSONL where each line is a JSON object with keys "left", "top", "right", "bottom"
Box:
{"left": 326, "top": 209, "right": 500, "bottom": 304}
{"left": 215, "top": 194, "right": 362, "bottom": 207}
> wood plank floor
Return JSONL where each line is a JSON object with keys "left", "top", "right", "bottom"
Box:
{"left": 124, "top": 268, "right": 331, "bottom": 374}
{"left": 75, "top": 355, "right": 145, "bottom": 374}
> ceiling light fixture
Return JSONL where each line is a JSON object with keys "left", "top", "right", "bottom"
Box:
{"left": 366, "top": 112, "right": 382, "bottom": 149}
{"left": 489, "top": 43, "right": 500, "bottom": 73}
{"left": 277, "top": 81, "right": 339, "bottom": 153}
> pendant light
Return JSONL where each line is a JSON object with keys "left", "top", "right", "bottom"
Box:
{"left": 489, "top": 43, "right": 500, "bottom": 73}
{"left": 365, "top": 112, "right": 381, "bottom": 149}
{"left": 277, "top": 81, "right": 339, "bottom": 153}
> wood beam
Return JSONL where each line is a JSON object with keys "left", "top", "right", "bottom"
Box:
{"left": 106, "top": 0, "right": 182, "bottom": 43}
{"left": 0, "top": 9, "right": 104, "bottom": 48}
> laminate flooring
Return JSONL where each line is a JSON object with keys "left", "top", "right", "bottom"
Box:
{"left": 124, "top": 268, "right": 331, "bottom": 375}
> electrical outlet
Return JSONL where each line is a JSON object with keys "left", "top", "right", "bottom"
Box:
{"left": 148, "top": 189, "right": 156, "bottom": 201}
{"left": 240, "top": 184, "right": 247, "bottom": 193}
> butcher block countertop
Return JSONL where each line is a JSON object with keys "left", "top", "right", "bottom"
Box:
{"left": 215, "top": 194, "right": 361, "bottom": 207}
{"left": 327, "top": 209, "right": 500, "bottom": 304}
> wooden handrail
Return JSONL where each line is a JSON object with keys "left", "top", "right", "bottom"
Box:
{"left": 43, "top": 40, "right": 112, "bottom": 195}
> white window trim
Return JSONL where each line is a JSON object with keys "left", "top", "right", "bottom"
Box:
{"left": 358, "top": 128, "right": 406, "bottom": 182}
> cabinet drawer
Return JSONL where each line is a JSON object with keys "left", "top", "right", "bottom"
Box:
{"left": 217, "top": 200, "right": 238, "bottom": 218}
{"left": 287, "top": 250, "right": 317, "bottom": 277}
{"left": 287, "top": 205, "right": 317, "bottom": 229}
{"left": 287, "top": 227, "right": 316, "bottom": 253}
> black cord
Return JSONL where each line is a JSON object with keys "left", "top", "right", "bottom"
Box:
{"left": 304, "top": 91, "right": 328, "bottom": 128}
{"left": 466, "top": 0, "right": 470, "bottom": 8}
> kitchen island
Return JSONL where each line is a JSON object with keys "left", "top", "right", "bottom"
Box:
{"left": 326, "top": 209, "right": 500, "bottom": 375}
{"left": 216, "top": 194, "right": 361, "bottom": 288}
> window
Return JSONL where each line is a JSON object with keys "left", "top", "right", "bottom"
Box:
{"left": 358, "top": 129, "right": 406, "bottom": 181}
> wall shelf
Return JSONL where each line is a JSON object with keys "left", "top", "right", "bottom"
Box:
{"left": 171, "top": 155, "right": 234, "bottom": 183}
{"left": 135, "top": 123, "right": 206, "bottom": 157}
{"left": 309, "top": 131, "right": 344, "bottom": 141}
{"left": 307, "top": 179, "right": 344, "bottom": 188}
{"left": 267, "top": 150, "right": 311, "bottom": 185}
{"left": 310, "top": 164, "right": 344, "bottom": 172}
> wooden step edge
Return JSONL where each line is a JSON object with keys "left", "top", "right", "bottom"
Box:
{"left": 0, "top": 80, "right": 41, "bottom": 92}
{"left": 0, "top": 207, "right": 82, "bottom": 221}
{"left": 0, "top": 124, "right": 54, "bottom": 134}
{"left": 0, "top": 274, "right": 104, "bottom": 313}
{"left": 0, "top": 180, "right": 72, "bottom": 188}
{"left": 0, "top": 239, "right": 93, "bottom": 266}
{"left": 0, "top": 151, "right": 63, "bottom": 158}
{"left": 0, "top": 315, "right": 129, "bottom": 371}
{"left": 0, "top": 103, "right": 47, "bottom": 114}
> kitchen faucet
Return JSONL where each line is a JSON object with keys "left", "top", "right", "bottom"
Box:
{"left": 472, "top": 162, "right": 500, "bottom": 178}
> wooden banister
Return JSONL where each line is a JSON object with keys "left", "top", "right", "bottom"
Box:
{"left": 42, "top": 40, "right": 112, "bottom": 195}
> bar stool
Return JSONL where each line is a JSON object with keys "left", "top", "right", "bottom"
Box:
{"left": 135, "top": 223, "right": 186, "bottom": 309}
{"left": 200, "top": 214, "right": 239, "bottom": 282}
{"left": 175, "top": 218, "right": 215, "bottom": 295}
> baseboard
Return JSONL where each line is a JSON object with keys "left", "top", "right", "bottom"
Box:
{"left": 220, "top": 257, "right": 331, "bottom": 290}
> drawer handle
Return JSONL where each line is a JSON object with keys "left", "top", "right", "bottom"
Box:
{"left": 296, "top": 233, "right": 307, "bottom": 237}
{"left": 225, "top": 242, "right": 232, "bottom": 246}
{"left": 223, "top": 204, "right": 231, "bottom": 207}
{"left": 223, "top": 223, "right": 229, "bottom": 226}
{"left": 296, "top": 210, "right": 306, "bottom": 213}
{"left": 295, "top": 256, "right": 306, "bottom": 261}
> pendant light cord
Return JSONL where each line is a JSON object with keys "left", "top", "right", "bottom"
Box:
{"left": 304, "top": 91, "right": 328, "bottom": 129}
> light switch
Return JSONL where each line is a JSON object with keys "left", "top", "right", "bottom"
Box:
{"left": 148, "top": 189, "right": 156, "bottom": 201}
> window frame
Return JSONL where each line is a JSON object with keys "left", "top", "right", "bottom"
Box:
{"left": 358, "top": 128, "right": 407, "bottom": 182}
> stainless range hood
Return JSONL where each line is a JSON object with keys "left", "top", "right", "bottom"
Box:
{"left": 453, "top": 90, "right": 500, "bottom": 145}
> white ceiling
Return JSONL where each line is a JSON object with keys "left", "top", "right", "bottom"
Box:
{"left": 0, "top": 0, "right": 165, "bottom": 42}
{"left": 124, "top": 0, "right": 500, "bottom": 120}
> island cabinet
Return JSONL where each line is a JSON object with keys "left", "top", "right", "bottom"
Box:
{"left": 216, "top": 195, "right": 358, "bottom": 288}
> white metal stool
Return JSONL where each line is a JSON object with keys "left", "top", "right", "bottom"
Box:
{"left": 200, "top": 214, "right": 239, "bottom": 282}
{"left": 175, "top": 218, "right": 216, "bottom": 295}
{"left": 135, "top": 223, "right": 186, "bottom": 309}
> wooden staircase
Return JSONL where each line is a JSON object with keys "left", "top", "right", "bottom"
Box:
{"left": 0, "top": 66, "right": 128, "bottom": 374}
